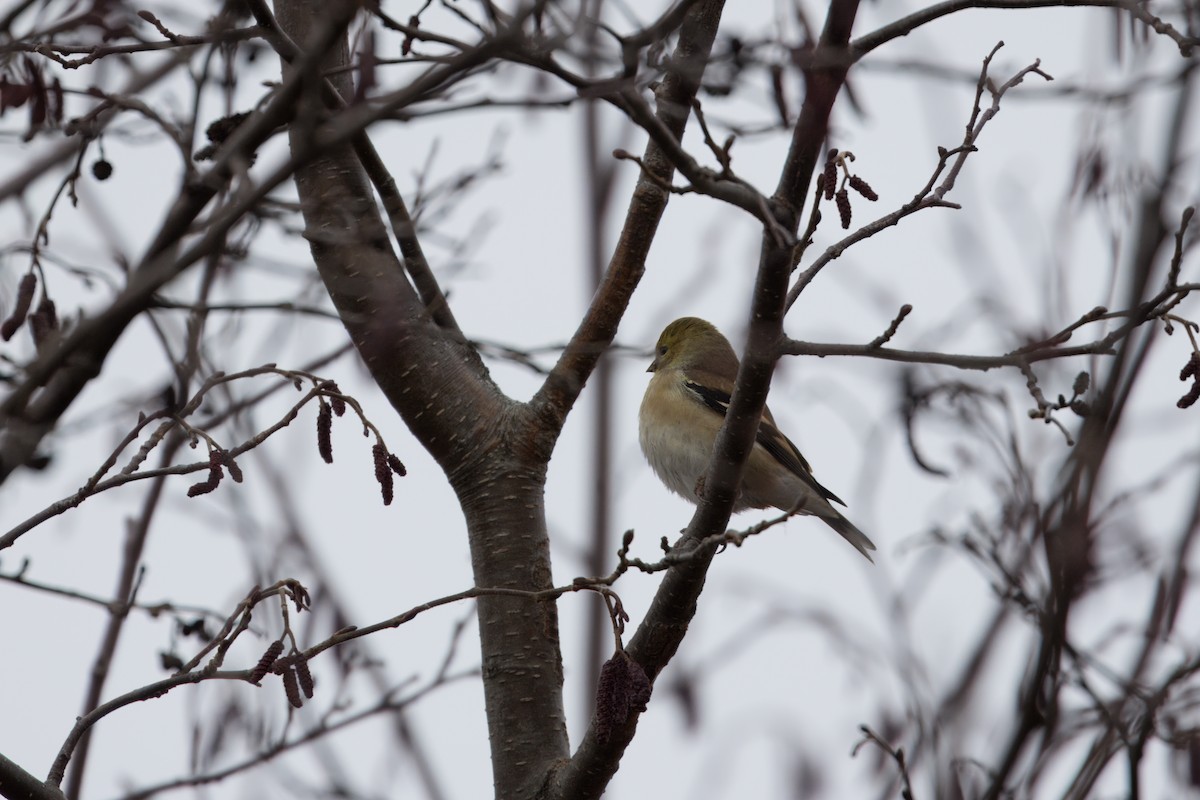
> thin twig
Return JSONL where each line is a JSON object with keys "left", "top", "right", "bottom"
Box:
{"left": 786, "top": 45, "right": 1051, "bottom": 310}
{"left": 853, "top": 725, "right": 916, "bottom": 800}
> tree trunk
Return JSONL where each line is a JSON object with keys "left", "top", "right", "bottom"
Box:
{"left": 270, "top": 2, "right": 568, "bottom": 795}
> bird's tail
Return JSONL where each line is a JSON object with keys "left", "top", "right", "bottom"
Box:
{"left": 825, "top": 513, "right": 876, "bottom": 563}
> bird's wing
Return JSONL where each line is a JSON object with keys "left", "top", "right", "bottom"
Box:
{"left": 682, "top": 374, "right": 846, "bottom": 507}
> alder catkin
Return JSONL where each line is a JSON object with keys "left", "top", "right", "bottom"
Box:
{"left": 281, "top": 663, "right": 303, "bottom": 708}
{"left": 323, "top": 381, "right": 347, "bottom": 416}
{"left": 1178, "top": 380, "right": 1200, "bottom": 409}
{"left": 372, "top": 443, "right": 394, "bottom": 505}
{"left": 848, "top": 174, "right": 878, "bottom": 201}
{"left": 594, "top": 652, "right": 652, "bottom": 744}
{"left": 249, "top": 641, "right": 284, "bottom": 683}
{"left": 28, "top": 297, "right": 57, "bottom": 347}
{"left": 219, "top": 449, "right": 244, "bottom": 483}
{"left": 295, "top": 656, "right": 315, "bottom": 698}
{"left": 1, "top": 272, "right": 36, "bottom": 341}
{"left": 1073, "top": 371, "right": 1091, "bottom": 396}
{"left": 316, "top": 402, "right": 333, "bottom": 463}
{"left": 822, "top": 151, "right": 838, "bottom": 200}
{"left": 835, "top": 188, "right": 852, "bottom": 229}
{"left": 1180, "top": 352, "right": 1200, "bottom": 382}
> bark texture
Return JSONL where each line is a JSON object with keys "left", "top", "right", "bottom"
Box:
{"left": 271, "top": 2, "right": 568, "bottom": 796}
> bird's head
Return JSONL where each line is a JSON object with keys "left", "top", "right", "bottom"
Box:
{"left": 647, "top": 317, "right": 739, "bottom": 374}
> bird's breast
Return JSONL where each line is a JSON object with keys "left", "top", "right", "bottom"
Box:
{"left": 639, "top": 376, "right": 721, "bottom": 501}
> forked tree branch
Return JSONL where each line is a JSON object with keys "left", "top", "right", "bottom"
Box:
{"left": 246, "top": 0, "right": 463, "bottom": 335}
{"left": 0, "top": 753, "right": 62, "bottom": 800}
{"left": 0, "top": 2, "right": 514, "bottom": 486}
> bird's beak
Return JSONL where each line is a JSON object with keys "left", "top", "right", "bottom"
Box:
{"left": 646, "top": 356, "right": 659, "bottom": 373}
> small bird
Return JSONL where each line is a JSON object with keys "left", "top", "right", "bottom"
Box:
{"left": 638, "top": 317, "right": 876, "bottom": 562}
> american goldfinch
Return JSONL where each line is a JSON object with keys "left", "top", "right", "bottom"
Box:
{"left": 639, "top": 317, "right": 876, "bottom": 562}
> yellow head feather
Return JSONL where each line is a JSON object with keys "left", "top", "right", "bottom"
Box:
{"left": 647, "top": 317, "right": 739, "bottom": 376}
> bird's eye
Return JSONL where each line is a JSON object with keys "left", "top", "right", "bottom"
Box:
{"left": 658, "top": 345, "right": 668, "bottom": 356}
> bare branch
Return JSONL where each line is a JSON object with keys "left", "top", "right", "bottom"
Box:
{"left": 787, "top": 46, "right": 1051, "bottom": 310}
{"left": 854, "top": 725, "right": 917, "bottom": 800}
{"left": 868, "top": 304, "right": 914, "bottom": 348}
{"left": 247, "top": 0, "right": 463, "bottom": 333}
{"left": 781, "top": 284, "right": 1198, "bottom": 369}
{"left": 529, "top": 0, "right": 731, "bottom": 444}
{"left": 851, "top": 0, "right": 1197, "bottom": 60}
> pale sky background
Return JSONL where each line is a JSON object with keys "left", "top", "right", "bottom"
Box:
{"left": 2, "top": 1, "right": 1199, "bottom": 798}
